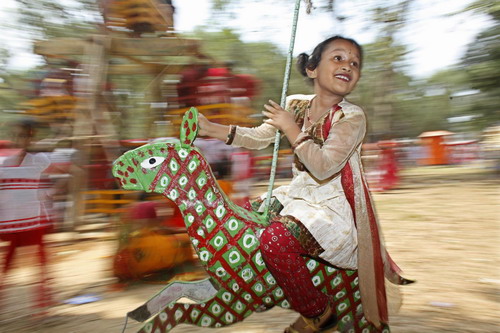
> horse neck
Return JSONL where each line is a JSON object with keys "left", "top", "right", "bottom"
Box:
{"left": 162, "top": 149, "right": 232, "bottom": 230}
{"left": 160, "top": 149, "right": 265, "bottom": 251}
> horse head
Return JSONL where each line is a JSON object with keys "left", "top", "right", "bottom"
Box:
{"left": 112, "top": 107, "right": 204, "bottom": 199}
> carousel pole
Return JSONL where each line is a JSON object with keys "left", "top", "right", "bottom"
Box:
{"left": 263, "top": 0, "right": 302, "bottom": 219}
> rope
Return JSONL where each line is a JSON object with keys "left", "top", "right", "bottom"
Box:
{"left": 263, "top": 0, "right": 302, "bottom": 219}
{"left": 121, "top": 315, "right": 129, "bottom": 333}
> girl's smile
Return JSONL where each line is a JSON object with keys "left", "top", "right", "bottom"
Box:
{"left": 334, "top": 74, "right": 352, "bottom": 82}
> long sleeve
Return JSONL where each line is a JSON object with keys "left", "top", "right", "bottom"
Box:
{"left": 34, "top": 152, "right": 52, "bottom": 172}
{"left": 230, "top": 122, "right": 277, "bottom": 150}
{"left": 230, "top": 94, "right": 314, "bottom": 150}
{"left": 292, "top": 105, "right": 366, "bottom": 181}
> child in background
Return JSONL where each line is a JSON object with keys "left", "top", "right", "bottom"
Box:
{"left": 0, "top": 119, "right": 54, "bottom": 311}
{"left": 113, "top": 196, "right": 193, "bottom": 281}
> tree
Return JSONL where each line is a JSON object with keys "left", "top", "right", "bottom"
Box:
{"left": 459, "top": 1, "right": 500, "bottom": 129}
{"left": 12, "top": 0, "right": 100, "bottom": 40}
{"left": 348, "top": 1, "right": 413, "bottom": 141}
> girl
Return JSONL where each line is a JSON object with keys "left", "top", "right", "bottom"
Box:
{"left": 198, "top": 36, "right": 408, "bottom": 333}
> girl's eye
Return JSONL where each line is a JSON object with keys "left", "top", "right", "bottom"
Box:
{"left": 140, "top": 156, "right": 165, "bottom": 169}
{"left": 333, "top": 55, "right": 342, "bottom": 61}
{"left": 351, "top": 61, "right": 359, "bottom": 68}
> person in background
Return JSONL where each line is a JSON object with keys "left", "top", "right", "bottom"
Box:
{"left": 198, "top": 36, "right": 410, "bottom": 332}
{"left": 113, "top": 195, "right": 193, "bottom": 282}
{"left": 0, "top": 119, "right": 55, "bottom": 312}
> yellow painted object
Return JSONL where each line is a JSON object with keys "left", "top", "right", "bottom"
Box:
{"left": 104, "top": 0, "right": 174, "bottom": 33}
{"left": 21, "top": 95, "right": 77, "bottom": 121}
{"left": 113, "top": 228, "right": 194, "bottom": 280}
{"left": 169, "top": 104, "right": 258, "bottom": 137}
{"left": 84, "top": 190, "right": 141, "bottom": 215}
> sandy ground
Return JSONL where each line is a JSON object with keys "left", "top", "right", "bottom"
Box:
{"left": 0, "top": 164, "right": 498, "bottom": 333}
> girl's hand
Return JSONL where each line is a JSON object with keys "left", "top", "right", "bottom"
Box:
{"left": 197, "top": 112, "right": 231, "bottom": 141}
{"left": 197, "top": 113, "right": 212, "bottom": 137}
{"left": 262, "top": 100, "right": 297, "bottom": 133}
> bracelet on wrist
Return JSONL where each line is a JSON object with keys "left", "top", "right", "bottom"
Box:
{"left": 225, "top": 125, "right": 237, "bottom": 145}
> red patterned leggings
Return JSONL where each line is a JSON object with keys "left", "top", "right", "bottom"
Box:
{"left": 260, "top": 219, "right": 329, "bottom": 318}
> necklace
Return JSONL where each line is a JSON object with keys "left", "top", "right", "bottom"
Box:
{"left": 306, "top": 104, "right": 313, "bottom": 123}
{"left": 306, "top": 103, "right": 331, "bottom": 124}
{"left": 306, "top": 101, "right": 342, "bottom": 127}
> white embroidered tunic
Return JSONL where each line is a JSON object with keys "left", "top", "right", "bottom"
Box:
{"left": 0, "top": 152, "right": 52, "bottom": 233}
{"left": 231, "top": 94, "right": 366, "bottom": 269}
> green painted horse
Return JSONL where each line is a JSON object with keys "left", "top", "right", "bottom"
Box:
{"left": 112, "top": 108, "right": 389, "bottom": 333}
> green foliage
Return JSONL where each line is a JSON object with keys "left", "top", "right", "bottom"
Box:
{"left": 0, "top": 70, "right": 38, "bottom": 130}
{"left": 459, "top": 2, "right": 500, "bottom": 129}
{"left": 211, "top": 0, "right": 234, "bottom": 12}
{"left": 461, "top": 0, "right": 500, "bottom": 20}
{"left": 349, "top": 2, "right": 413, "bottom": 141}
{"left": 13, "top": 0, "right": 100, "bottom": 40}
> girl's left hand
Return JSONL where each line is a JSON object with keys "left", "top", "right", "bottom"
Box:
{"left": 262, "top": 100, "right": 297, "bottom": 133}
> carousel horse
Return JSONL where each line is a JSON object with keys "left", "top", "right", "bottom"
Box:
{"left": 112, "top": 108, "right": 389, "bottom": 333}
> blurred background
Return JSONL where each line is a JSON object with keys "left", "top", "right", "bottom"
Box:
{"left": 0, "top": 0, "right": 498, "bottom": 332}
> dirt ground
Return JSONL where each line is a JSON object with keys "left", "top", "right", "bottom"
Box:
{"left": 0, "top": 163, "right": 498, "bottom": 333}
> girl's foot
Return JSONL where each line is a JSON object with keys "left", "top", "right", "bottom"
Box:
{"left": 284, "top": 303, "right": 338, "bottom": 333}
{"left": 34, "top": 281, "right": 54, "bottom": 309}
{"left": 31, "top": 283, "right": 54, "bottom": 320}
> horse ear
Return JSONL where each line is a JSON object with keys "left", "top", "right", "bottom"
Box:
{"left": 180, "top": 107, "right": 199, "bottom": 147}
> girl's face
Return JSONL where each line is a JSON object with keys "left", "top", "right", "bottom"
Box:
{"left": 306, "top": 39, "right": 361, "bottom": 98}
{"left": 12, "top": 126, "right": 33, "bottom": 149}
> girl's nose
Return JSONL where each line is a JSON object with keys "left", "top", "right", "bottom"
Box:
{"left": 341, "top": 65, "right": 352, "bottom": 72}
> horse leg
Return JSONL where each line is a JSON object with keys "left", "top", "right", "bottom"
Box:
{"left": 128, "top": 278, "right": 219, "bottom": 322}
{"left": 303, "top": 260, "right": 391, "bottom": 333}
{"left": 137, "top": 288, "right": 257, "bottom": 333}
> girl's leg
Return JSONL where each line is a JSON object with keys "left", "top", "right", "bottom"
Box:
{"left": 260, "top": 218, "right": 328, "bottom": 318}
{"left": 33, "top": 230, "right": 52, "bottom": 308}
{"left": 0, "top": 234, "right": 20, "bottom": 308}
{"left": 2, "top": 235, "right": 18, "bottom": 274}
{"left": 2, "top": 234, "right": 20, "bottom": 277}
{"left": 37, "top": 233, "right": 48, "bottom": 278}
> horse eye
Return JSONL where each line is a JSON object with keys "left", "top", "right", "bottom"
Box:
{"left": 140, "top": 156, "right": 165, "bottom": 169}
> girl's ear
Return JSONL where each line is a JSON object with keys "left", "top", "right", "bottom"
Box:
{"left": 306, "top": 67, "right": 317, "bottom": 79}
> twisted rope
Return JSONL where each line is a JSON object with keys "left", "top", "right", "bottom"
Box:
{"left": 263, "top": 0, "right": 302, "bottom": 219}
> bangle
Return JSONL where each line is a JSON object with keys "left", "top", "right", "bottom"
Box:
{"left": 225, "top": 125, "right": 237, "bottom": 145}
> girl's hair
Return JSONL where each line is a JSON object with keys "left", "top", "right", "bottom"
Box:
{"left": 13, "top": 118, "right": 39, "bottom": 138}
{"left": 296, "top": 36, "right": 363, "bottom": 85}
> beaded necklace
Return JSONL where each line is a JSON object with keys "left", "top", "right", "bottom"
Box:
{"left": 305, "top": 101, "right": 343, "bottom": 135}
{"left": 306, "top": 103, "right": 333, "bottom": 125}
